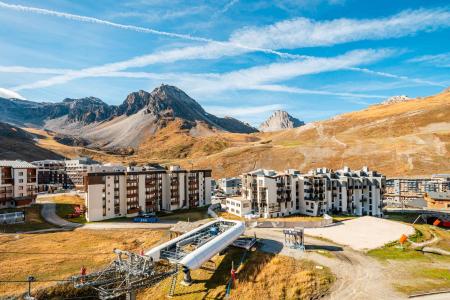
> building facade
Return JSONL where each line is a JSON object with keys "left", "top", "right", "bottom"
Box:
{"left": 85, "top": 165, "right": 212, "bottom": 221}
{"left": 217, "top": 177, "right": 242, "bottom": 196}
{"left": 238, "top": 166, "right": 385, "bottom": 218}
{"left": 425, "top": 191, "right": 450, "bottom": 210}
{"left": 32, "top": 160, "right": 70, "bottom": 192}
{"left": 65, "top": 157, "right": 99, "bottom": 187}
{"left": 0, "top": 161, "right": 38, "bottom": 208}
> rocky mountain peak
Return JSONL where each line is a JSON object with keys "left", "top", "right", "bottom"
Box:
{"left": 382, "top": 95, "right": 411, "bottom": 105}
{"left": 259, "top": 110, "right": 305, "bottom": 132}
{"left": 118, "top": 90, "right": 152, "bottom": 116}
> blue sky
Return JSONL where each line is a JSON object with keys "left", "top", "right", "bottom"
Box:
{"left": 0, "top": 0, "right": 449, "bottom": 126}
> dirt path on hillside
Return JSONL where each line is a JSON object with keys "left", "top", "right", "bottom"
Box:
{"left": 246, "top": 228, "right": 404, "bottom": 300}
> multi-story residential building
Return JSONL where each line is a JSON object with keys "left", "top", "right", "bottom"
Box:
{"left": 84, "top": 164, "right": 212, "bottom": 221}
{"left": 0, "top": 160, "right": 38, "bottom": 208}
{"left": 239, "top": 166, "right": 385, "bottom": 218}
{"left": 65, "top": 157, "right": 99, "bottom": 187}
{"left": 217, "top": 177, "right": 242, "bottom": 196}
{"left": 32, "top": 160, "right": 70, "bottom": 192}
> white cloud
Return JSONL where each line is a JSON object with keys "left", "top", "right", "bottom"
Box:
{"left": 9, "top": 49, "right": 393, "bottom": 100}
{"left": 230, "top": 8, "right": 450, "bottom": 49}
{"left": 204, "top": 104, "right": 283, "bottom": 117}
{"left": 2, "top": 2, "right": 445, "bottom": 92}
{"left": 347, "top": 67, "right": 446, "bottom": 87}
{"left": 407, "top": 53, "right": 450, "bottom": 68}
{"left": 0, "top": 1, "right": 212, "bottom": 43}
{"left": 0, "top": 66, "right": 70, "bottom": 74}
{"left": 252, "top": 84, "right": 386, "bottom": 99}
{"left": 0, "top": 87, "right": 26, "bottom": 99}
{"left": 185, "top": 49, "right": 394, "bottom": 94}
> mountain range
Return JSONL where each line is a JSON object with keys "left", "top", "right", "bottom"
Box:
{"left": 0, "top": 85, "right": 257, "bottom": 152}
{"left": 0, "top": 85, "right": 449, "bottom": 178}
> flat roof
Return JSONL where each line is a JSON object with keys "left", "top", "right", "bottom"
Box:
{"left": 0, "top": 160, "right": 37, "bottom": 168}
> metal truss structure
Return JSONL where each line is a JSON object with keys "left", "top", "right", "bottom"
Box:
{"left": 71, "top": 249, "right": 177, "bottom": 300}
{"left": 283, "top": 227, "right": 305, "bottom": 251}
{"left": 159, "top": 221, "right": 233, "bottom": 263}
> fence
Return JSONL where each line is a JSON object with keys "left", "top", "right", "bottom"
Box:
{"left": 246, "top": 214, "right": 333, "bottom": 228}
{"left": 0, "top": 211, "right": 25, "bottom": 224}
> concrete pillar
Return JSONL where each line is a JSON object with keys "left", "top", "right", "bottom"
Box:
{"left": 181, "top": 266, "right": 192, "bottom": 285}
{"left": 126, "top": 291, "right": 136, "bottom": 300}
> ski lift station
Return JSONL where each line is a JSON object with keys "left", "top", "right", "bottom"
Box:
{"left": 73, "top": 219, "right": 246, "bottom": 299}
{"left": 146, "top": 219, "right": 245, "bottom": 283}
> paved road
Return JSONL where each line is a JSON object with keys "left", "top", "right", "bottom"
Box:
{"left": 40, "top": 202, "right": 82, "bottom": 228}
{"left": 38, "top": 199, "right": 175, "bottom": 230}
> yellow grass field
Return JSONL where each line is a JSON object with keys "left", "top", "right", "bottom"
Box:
{"left": 139, "top": 248, "right": 335, "bottom": 300}
{"left": 0, "top": 229, "right": 167, "bottom": 297}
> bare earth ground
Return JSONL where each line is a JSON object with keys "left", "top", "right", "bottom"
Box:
{"left": 247, "top": 227, "right": 405, "bottom": 300}
{"left": 305, "top": 216, "right": 415, "bottom": 251}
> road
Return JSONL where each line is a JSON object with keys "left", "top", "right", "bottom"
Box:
{"left": 247, "top": 228, "right": 421, "bottom": 300}
{"left": 40, "top": 202, "right": 82, "bottom": 228}
{"left": 38, "top": 200, "right": 175, "bottom": 230}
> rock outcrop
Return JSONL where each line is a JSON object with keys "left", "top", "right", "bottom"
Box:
{"left": 259, "top": 110, "right": 304, "bottom": 132}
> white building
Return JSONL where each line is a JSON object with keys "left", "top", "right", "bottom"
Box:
{"left": 0, "top": 161, "right": 38, "bottom": 208}
{"left": 217, "top": 177, "right": 241, "bottom": 196}
{"left": 236, "top": 166, "right": 385, "bottom": 218}
{"left": 65, "top": 157, "right": 99, "bottom": 187}
{"left": 225, "top": 197, "right": 251, "bottom": 217}
{"left": 85, "top": 164, "right": 212, "bottom": 221}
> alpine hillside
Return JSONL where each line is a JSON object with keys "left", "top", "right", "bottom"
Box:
{"left": 0, "top": 85, "right": 257, "bottom": 152}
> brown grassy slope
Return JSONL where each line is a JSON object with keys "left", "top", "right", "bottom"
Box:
{"left": 23, "top": 127, "right": 127, "bottom": 163}
{"left": 0, "top": 229, "right": 166, "bottom": 297}
{"left": 139, "top": 248, "right": 334, "bottom": 300}
{"left": 136, "top": 119, "right": 260, "bottom": 160}
{"left": 180, "top": 90, "right": 450, "bottom": 177}
{"left": 22, "top": 90, "right": 450, "bottom": 178}
{"left": 0, "top": 122, "right": 64, "bottom": 160}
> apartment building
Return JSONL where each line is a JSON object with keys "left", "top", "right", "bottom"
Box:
{"left": 32, "top": 160, "right": 70, "bottom": 192}
{"left": 65, "top": 157, "right": 99, "bottom": 187}
{"left": 238, "top": 166, "right": 385, "bottom": 218}
{"left": 0, "top": 160, "right": 38, "bottom": 208}
{"left": 85, "top": 164, "right": 212, "bottom": 221}
{"left": 217, "top": 177, "right": 241, "bottom": 196}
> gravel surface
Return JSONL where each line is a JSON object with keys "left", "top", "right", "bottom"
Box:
{"left": 305, "top": 216, "right": 415, "bottom": 251}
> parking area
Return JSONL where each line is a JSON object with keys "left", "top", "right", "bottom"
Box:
{"left": 305, "top": 216, "right": 415, "bottom": 251}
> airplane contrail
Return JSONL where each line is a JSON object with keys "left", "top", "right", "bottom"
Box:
{"left": 0, "top": 1, "right": 443, "bottom": 89}
{"left": 0, "top": 1, "right": 300, "bottom": 59}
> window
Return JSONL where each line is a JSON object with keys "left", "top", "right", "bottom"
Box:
{"left": 18, "top": 172, "right": 23, "bottom": 176}
{"left": 18, "top": 179, "right": 23, "bottom": 183}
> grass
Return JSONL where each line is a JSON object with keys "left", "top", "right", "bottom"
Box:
{"left": 55, "top": 204, "right": 87, "bottom": 224}
{"left": 0, "top": 229, "right": 167, "bottom": 298}
{"left": 217, "top": 211, "right": 244, "bottom": 221}
{"left": 0, "top": 205, "right": 55, "bottom": 233}
{"left": 42, "top": 194, "right": 88, "bottom": 224}
{"left": 139, "top": 247, "right": 335, "bottom": 300}
{"left": 394, "top": 268, "right": 450, "bottom": 295}
{"left": 367, "top": 224, "right": 450, "bottom": 295}
{"left": 46, "top": 194, "right": 85, "bottom": 206}
{"left": 217, "top": 211, "right": 325, "bottom": 222}
{"left": 157, "top": 206, "right": 211, "bottom": 222}
{"left": 312, "top": 249, "right": 335, "bottom": 259}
